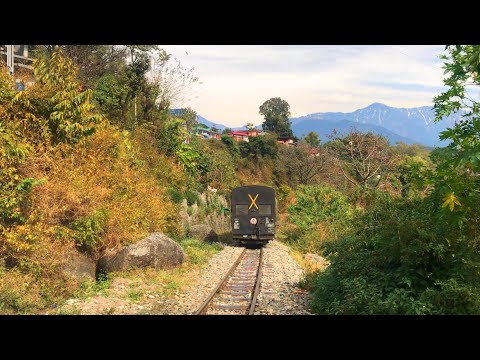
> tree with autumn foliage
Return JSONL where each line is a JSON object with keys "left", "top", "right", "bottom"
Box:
{"left": 329, "top": 131, "right": 395, "bottom": 189}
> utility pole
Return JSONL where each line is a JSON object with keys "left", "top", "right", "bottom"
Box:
{"left": 134, "top": 96, "right": 137, "bottom": 122}
{"left": 6, "top": 45, "right": 14, "bottom": 76}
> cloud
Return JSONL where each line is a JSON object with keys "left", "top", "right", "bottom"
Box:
{"left": 159, "top": 45, "right": 448, "bottom": 127}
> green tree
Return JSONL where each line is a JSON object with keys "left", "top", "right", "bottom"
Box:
{"left": 33, "top": 45, "right": 127, "bottom": 88}
{"left": 176, "top": 107, "right": 198, "bottom": 134}
{"left": 220, "top": 134, "right": 240, "bottom": 158}
{"left": 304, "top": 131, "right": 321, "bottom": 148}
{"left": 239, "top": 135, "right": 278, "bottom": 159}
{"left": 259, "top": 97, "right": 293, "bottom": 137}
{"left": 13, "top": 49, "right": 102, "bottom": 145}
{"left": 432, "top": 45, "right": 480, "bottom": 214}
{"left": 156, "top": 118, "right": 188, "bottom": 156}
{"left": 390, "top": 143, "right": 433, "bottom": 198}
{"left": 91, "top": 46, "right": 154, "bottom": 128}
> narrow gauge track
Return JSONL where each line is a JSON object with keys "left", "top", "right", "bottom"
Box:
{"left": 195, "top": 248, "right": 263, "bottom": 315}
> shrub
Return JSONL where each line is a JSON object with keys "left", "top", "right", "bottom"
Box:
{"left": 284, "top": 185, "right": 354, "bottom": 253}
{"left": 168, "top": 188, "right": 183, "bottom": 204}
{"left": 184, "top": 190, "right": 198, "bottom": 206}
{"left": 309, "top": 195, "right": 480, "bottom": 314}
{"left": 288, "top": 185, "right": 354, "bottom": 231}
{"left": 70, "top": 209, "right": 109, "bottom": 252}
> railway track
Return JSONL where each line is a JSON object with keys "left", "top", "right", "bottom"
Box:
{"left": 195, "top": 248, "right": 263, "bottom": 315}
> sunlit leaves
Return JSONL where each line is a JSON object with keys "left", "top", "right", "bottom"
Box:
{"left": 441, "top": 192, "right": 462, "bottom": 211}
{"left": 432, "top": 45, "right": 480, "bottom": 217}
{"left": 13, "top": 49, "right": 101, "bottom": 145}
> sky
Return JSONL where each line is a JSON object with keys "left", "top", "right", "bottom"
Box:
{"left": 158, "top": 45, "right": 448, "bottom": 128}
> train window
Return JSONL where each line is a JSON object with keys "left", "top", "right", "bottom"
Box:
{"left": 235, "top": 204, "right": 249, "bottom": 215}
{"left": 259, "top": 204, "right": 271, "bottom": 216}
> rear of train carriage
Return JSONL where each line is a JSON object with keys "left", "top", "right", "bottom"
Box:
{"left": 231, "top": 185, "right": 276, "bottom": 245}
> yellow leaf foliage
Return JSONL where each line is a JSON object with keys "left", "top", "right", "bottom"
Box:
{"left": 441, "top": 192, "right": 462, "bottom": 211}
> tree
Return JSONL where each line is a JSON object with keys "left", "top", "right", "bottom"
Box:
{"left": 149, "top": 49, "right": 199, "bottom": 111}
{"left": 33, "top": 45, "right": 127, "bottom": 89}
{"left": 431, "top": 45, "right": 480, "bottom": 214}
{"left": 176, "top": 107, "right": 198, "bottom": 134}
{"left": 239, "top": 135, "right": 278, "bottom": 159}
{"left": 304, "top": 131, "right": 321, "bottom": 148}
{"left": 246, "top": 122, "right": 255, "bottom": 130}
{"left": 13, "top": 49, "right": 102, "bottom": 145}
{"left": 90, "top": 46, "right": 155, "bottom": 128}
{"left": 283, "top": 141, "right": 327, "bottom": 186}
{"left": 330, "top": 131, "right": 394, "bottom": 188}
{"left": 390, "top": 142, "right": 432, "bottom": 197}
{"left": 259, "top": 97, "right": 293, "bottom": 137}
{"left": 221, "top": 134, "right": 240, "bottom": 158}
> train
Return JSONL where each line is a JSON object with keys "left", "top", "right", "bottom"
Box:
{"left": 231, "top": 185, "right": 276, "bottom": 246}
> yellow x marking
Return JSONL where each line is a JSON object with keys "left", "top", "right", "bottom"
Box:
{"left": 248, "top": 194, "right": 259, "bottom": 210}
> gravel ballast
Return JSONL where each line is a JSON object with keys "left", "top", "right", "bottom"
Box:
{"left": 159, "top": 240, "right": 312, "bottom": 315}
{"left": 57, "top": 240, "right": 313, "bottom": 315}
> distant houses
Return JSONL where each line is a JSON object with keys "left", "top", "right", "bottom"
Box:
{"left": 168, "top": 109, "right": 297, "bottom": 146}
{"left": 229, "top": 129, "right": 262, "bottom": 142}
{"left": 217, "top": 127, "right": 296, "bottom": 146}
{"left": 196, "top": 126, "right": 220, "bottom": 140}
{"left": 227, "top": 129, "right": 298, "bottom": 146}
{"left": 276, "top": 137, "right": 295, "bottom": 146}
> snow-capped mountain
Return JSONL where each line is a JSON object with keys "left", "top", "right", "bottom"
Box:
{"left": 292, "top": 118, "right": 417, "bottom": 145}
{"left": 290, "top": 103, "right": 463, "bottom": 147}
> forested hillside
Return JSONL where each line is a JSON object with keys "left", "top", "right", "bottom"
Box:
{"left": 1, "top": 45, "right": 480, "bottom": 314}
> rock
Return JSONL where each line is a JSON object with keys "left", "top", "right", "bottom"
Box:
{"left": 97, "top": 233, "right": 184, "bottom": 274}
{"left": 188, "top": 224, "right": 218, "bottom": 243}
{"left": 303, "top": 253, "right": 329, "bottom": 269}
{"left": 65, "top": 299, "right": 79, "bottom": 306}
{"left": 63, "top": 248, "right": 96, "bottom": 280}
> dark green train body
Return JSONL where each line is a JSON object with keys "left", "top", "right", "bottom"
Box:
{"left": 231, "top": 185, "right": 276, "bottom": 245}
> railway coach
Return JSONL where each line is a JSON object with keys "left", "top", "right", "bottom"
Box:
{"left": 231, "top": 185, "right": 276, "bottom": 245}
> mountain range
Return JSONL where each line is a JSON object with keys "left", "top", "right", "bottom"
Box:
{"left": 196, "top": 115, "right": 226, "bottom": 131}
{"left": 194, "top": 103, "right": 464, "bottom": 147}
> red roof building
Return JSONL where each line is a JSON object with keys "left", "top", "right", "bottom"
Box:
{"left": 229, "top": 129, "right": 262, "bottom": 142}
{"left": 277, "top": 137, "right": 295, "bottom": 146}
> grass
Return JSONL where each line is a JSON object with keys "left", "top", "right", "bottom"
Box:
{"left": 288, "top": 246, "right": 327, "bottom": 292}
{"left": 127, "top": 289, "right": 143, "bottom": 302}
{"left": 177, "top": 237, "right": 223, "bottom": 265}
{"left": 57, "top": 306, "right": 81, "bottom": 315}
{"left": 73, "top": 273, "right": 112, "bottom": 300}
{"left": 93, "top": 237, "right": 223, "bottom": 299}
{"left": 39, "top": 236, "right": 225, "bottom": 314}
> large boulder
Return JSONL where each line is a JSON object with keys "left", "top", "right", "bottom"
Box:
{"left": 188, "top": 224, "right": 218, "bottom": 242}
{"left": 63, "top": 248, "right": 96, "bottom": 281}
{"left": 97, "top": 233, "right": 184, "bottom": 274}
